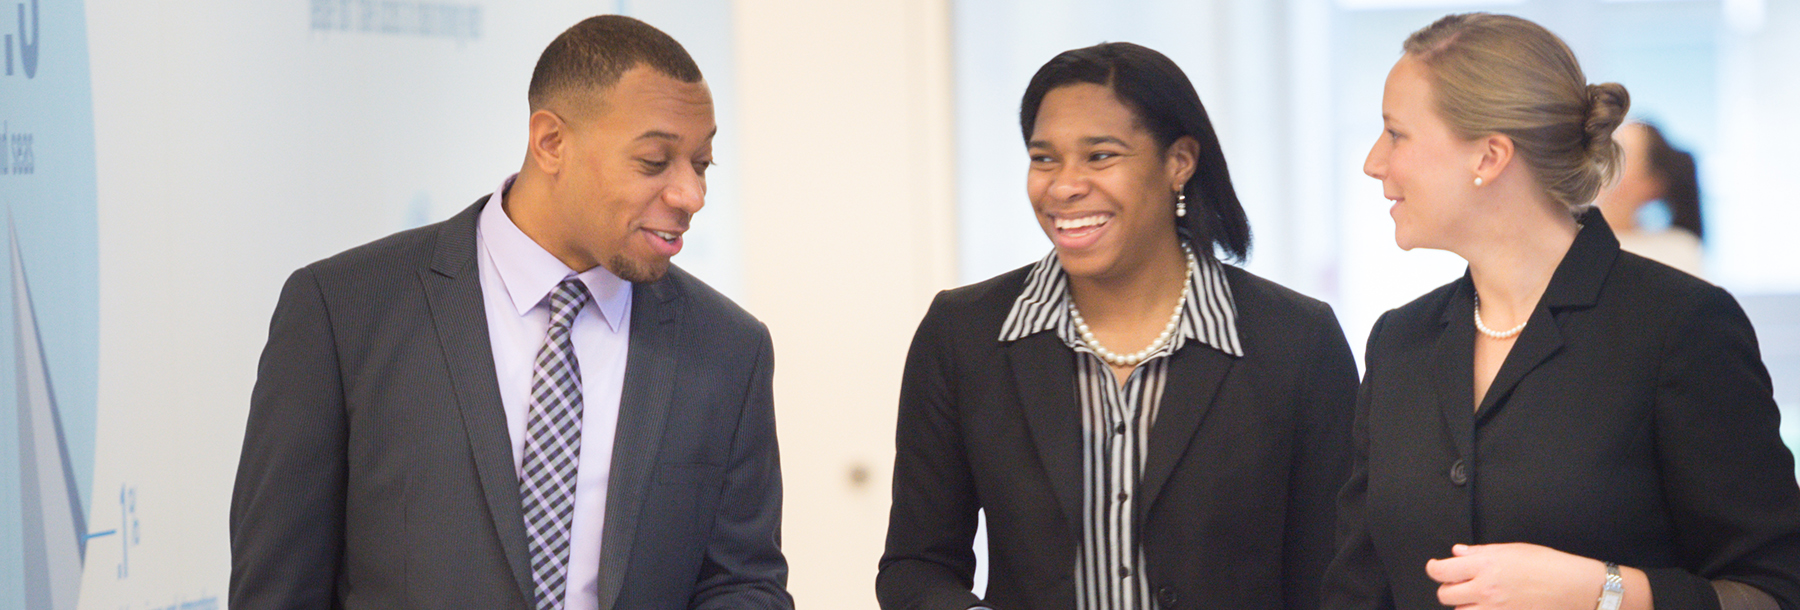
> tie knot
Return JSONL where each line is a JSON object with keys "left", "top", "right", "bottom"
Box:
{"left": 546, "top": 277, "right": 591, "bottom": 329}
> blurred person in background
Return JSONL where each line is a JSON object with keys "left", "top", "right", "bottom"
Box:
{"left": 1324, "top": 12, "right": 1800, "bottom": 610}
{"left": 1597, "top": 121, "right": 1706, "bottom": 279}
{"left": 879, "top": 42, "right": 1357, "bottom": 610}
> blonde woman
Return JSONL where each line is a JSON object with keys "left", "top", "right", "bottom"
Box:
{"left": 1324, "top": 13, "right": 1800, "bottom": 610}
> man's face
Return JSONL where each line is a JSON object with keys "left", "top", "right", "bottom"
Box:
{"left": 549, "top": 66, "right": 715, "bottom": 282}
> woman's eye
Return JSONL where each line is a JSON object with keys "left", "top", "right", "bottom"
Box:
{"left": 1029, "top": 154, "right": 1055, "bottom": 164}
{"left": 693, "top": 160, "right": 714, "bottom": 176}
{"left": 1385, "top": 129, "right": 1400, "bottom": 142}
{"left": 639, "top": 159, "right": 671, "bottom": 173}
{"left": 1089, "top": 151, "right": 1117, "bottom": 162}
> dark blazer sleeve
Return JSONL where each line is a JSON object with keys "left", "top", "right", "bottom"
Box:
{"left": 691, "top": 324, "right": 794, "bottom": 610}
{"left": 1284, "top": 302, "right": 1362, "bottom": 610}
{"left": 230, "top": 267, "right": 347, "bottom": 609}
{"left": 1643, "top": 286, "right": 1800, "bottom": 609}
{"left": 1322, "top": 311, "right": 1396, "bottom": 610}
{"left": 878, "top": 291, "right": 986, "bottom": 610}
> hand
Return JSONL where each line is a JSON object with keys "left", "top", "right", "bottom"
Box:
{"left": 1424, "top": 543, "right": 1606, "bottom": 610}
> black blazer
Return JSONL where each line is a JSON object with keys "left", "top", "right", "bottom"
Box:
{"left": 878, "top": 262, "right": 1358, "bottom": 610}
{"left": 1323, "top": 211, "right": 1800, "bottom": 610}
{"left": 230, "top": 197, "right": 791, "bottom": 610}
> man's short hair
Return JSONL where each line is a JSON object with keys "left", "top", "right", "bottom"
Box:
{"left": 527, "top": 15, "right": 704, "bottom": 115}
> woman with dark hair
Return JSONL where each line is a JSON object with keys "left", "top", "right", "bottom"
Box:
{"left": 1598, "top": 121, "right": 1706, "bottom": 278}
{"left": 1325, "top": 13, "right": 1800, "bottom": 610}
{"left": 878, "top": 42, "right": 1357, "bottom": 610}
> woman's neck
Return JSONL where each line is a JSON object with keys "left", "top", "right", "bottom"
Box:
{"left": 1460, "top": 198, "right": 1580, "bottom": 327}
{"left": 1066, "top": 238, "right": 1189, "bottom": 327}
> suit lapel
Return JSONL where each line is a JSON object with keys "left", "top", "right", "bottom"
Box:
{"left": 595, "top": 275, "right": 684, "bottom": 610}
{"left": 1474, "top": 210, "right": 1616, "bottom": 422}
{"left": 1007, "top": 331, "right": 1084, "bottom": 541}
{"left": 420, "top": 197, "right": 537, "bottom": 605}
{"left": 1474, "top": 307, "right": 1566, "bottom": 420}
{"left": 1138, "top": 344, "right": 1233, "bottom": 519}
{"left": 1434, "top": 282, "right": 1476, "bottom": 458}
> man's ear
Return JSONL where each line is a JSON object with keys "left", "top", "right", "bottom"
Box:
{"left": 527, "top": 109, "right": 569, "bottom": 176}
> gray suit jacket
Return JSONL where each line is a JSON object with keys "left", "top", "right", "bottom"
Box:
{"left": 230, "top": 197, "right": 791, "bottom": 609}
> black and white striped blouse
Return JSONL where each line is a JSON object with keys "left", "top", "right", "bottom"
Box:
{"left": 997, "top": 245, "right": 1242, "bottom": 610}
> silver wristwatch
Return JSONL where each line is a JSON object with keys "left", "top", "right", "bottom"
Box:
{"left": 1598, "top": 562, "right": 1625, "bottom": 610}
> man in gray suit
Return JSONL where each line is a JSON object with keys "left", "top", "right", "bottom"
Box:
{"left": 230, "top": 15, "right": 791, "bottom": 610}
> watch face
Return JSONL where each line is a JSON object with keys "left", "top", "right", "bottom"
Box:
{"left": 1599, "top": 563, "right": 1625, "bottom": 610}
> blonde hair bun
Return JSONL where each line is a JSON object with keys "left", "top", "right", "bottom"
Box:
{"left": 1585, "top": 82, "right": 1631, "bottom": 187}
{"left": 1403, "top": 13, "right": 1631, "bottom": 210}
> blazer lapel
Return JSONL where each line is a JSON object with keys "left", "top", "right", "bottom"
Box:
{"left": 1474, "top": 210, "right": 1616, "bottom": 422}
{"left": 1474, "top": 307, "right": 1566, "bottom": 419}
{"left": 420, "top": 197, "right": 537, "bottom": 605}
{"left": 1434, "top": 282, "right": 1476, "bottom": 459}
{"left": 1007, "top": 331, "right": 1084, "bottom": 541}
{"left": 1137, "top": 343, "right": 1232, "bottom": 520}
{"left": 595, "top": 276, "right": 684, "bottom": 610}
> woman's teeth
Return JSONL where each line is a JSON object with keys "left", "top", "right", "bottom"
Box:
{"left": 1054, "top": 215, "right": 1110, "bottom": 231}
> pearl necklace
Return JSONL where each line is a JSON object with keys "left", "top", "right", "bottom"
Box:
{"left": 1472, "top": 294, "right": 1527, "bottom": 340}
{"left": 1067, "top": 246, "right": 1195, "bottom": 367}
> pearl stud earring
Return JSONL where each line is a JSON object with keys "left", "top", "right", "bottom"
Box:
{"left": 1474, "top": 176, "right": 1484, "bottom": 187}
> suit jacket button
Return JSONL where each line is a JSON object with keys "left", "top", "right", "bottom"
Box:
{"left": 1449, "top": 459, "right": 1471, "bottom": 486}
{"left": 1157, "top": 586, "right": 1179, "bottom": 607}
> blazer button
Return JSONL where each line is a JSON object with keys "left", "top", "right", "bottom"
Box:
{"left": 1449, "top": 459, "right": 1471, "bottom": 486}
{"left": 1157, "top": 586, "right": 1179, "bottom": 607}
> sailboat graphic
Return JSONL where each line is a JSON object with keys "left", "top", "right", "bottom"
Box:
{"left": 13, "top": 219, "right": 86, "bottom": 610}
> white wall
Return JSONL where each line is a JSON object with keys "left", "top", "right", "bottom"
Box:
{"left": 736, "top": 1, "right": 955, "bottom": 605}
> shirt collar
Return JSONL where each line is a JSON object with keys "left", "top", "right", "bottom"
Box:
{"left": 998, "top": 244, "right": 1243, "bottom": 358}
{"left": 479, "top": 174, "right": 632, "bottom": 332}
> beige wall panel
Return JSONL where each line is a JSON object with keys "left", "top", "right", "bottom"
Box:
{"left": 735, "top": 0, "right": 956, "bottom": 606}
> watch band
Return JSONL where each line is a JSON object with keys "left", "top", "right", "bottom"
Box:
{"left": 1598, "top": 562, "right": 1625, "bottom": 610}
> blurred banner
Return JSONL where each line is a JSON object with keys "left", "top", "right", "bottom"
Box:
{"left": 1, "top": 0, "right": 101, "bottom": 608}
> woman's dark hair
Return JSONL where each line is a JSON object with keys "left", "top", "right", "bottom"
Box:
{"left": 1637, "top": 122, "right": 1704, "bottom": 240}
{"left": 1019, "top": 42, "right": 1251, "bottom": 261}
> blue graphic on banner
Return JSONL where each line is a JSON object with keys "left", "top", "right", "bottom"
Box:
{"left": 0, "top": 0, "right": 101, "bottom": 608}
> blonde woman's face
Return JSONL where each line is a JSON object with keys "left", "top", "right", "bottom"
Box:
{"left": 1364, "top": 56, "right": 1487, "bottom": 251}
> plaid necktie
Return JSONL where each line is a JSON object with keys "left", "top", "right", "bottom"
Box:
{"left": 519, "top": 277, "right": 592, "bottom": 610}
